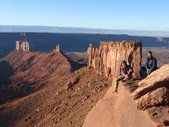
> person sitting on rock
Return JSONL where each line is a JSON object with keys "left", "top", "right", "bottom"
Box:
{"left": 114, "top": 60, "right": 133, "bottom": 93}
{"left": 139, "top": 51, "right": 157, "bottom": 79}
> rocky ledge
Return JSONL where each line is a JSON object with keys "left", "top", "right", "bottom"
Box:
{"left": 83, "top": 64, "right": 169, "bottom": 127}
{"left": 132, "top": 64, "right": 169, "bottom": 126}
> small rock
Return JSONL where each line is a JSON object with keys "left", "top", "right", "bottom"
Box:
{"left": 36, "top": 109, "right": 40, "bottom": 112}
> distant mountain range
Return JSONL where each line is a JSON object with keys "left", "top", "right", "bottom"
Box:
{"left": 0, "top": 33, "right": 169, "bottom": 58}
{"left": 1, "top": 25, "right": 169, "bottom": 37}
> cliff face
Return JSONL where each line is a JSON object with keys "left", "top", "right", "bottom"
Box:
{"left": 87, "top": 41, "right": 142, "bottom": 78}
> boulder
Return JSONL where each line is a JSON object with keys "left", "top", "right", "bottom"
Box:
{"left": 131, "top": 64, "right": 169, "bottom": 126}
{"left": 132, "top": 64, "right": 169, "bottom": 100}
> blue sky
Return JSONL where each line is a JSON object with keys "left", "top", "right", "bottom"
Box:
{"left": 0, "top": 0, "right": 169, "bottom": 31}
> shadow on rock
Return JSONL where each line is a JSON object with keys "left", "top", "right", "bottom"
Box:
{"left": 0, "top": 60, "right": 14, "bottom": 85}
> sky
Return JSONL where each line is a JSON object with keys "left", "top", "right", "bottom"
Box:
{"left": 0, "top": 0, "right": 169, "bottom": 31}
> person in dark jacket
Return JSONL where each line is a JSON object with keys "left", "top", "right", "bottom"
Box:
{"left": 139, "top": 51, "right": 157, "bottom": 79}
{"left": 114, "top": 60, "right": 133, "bottom": 93}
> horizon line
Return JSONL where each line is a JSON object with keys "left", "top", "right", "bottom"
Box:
{"left": 1, "top": 24, "right": 169, "bottom": 33}
{"left": 1, "top": 25, "right": 169, "bottom": 37}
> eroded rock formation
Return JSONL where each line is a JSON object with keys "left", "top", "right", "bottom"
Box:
{"left": 87, "top": 41, "right": 142, "bottom": 78}
{"left": 16, "top": 41, "right": 20, "bottom": 51}
{"left": 54, "top": 44, "right": 60, "bottom": 52}
{"left": 16, "top": 40, "right": 30, "bottom": 51}
{"left": 135, "top": 87, "right": 169, "bottom": 110}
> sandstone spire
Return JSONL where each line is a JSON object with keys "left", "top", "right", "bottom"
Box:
{"left": 54, "top": 44, "right": 60, "bottom": 52}
{"left": 87, "top": 43, "right": 93, "bottom": 67}
{"left": 15, "top": 40, "right": 30, "bottom": 51}
{"left": 16, "top": 41, "right": 20, "bottom": 51}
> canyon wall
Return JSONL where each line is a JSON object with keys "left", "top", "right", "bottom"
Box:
{"left": 87, "top": 41, "right": 142, "bottom": 78}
